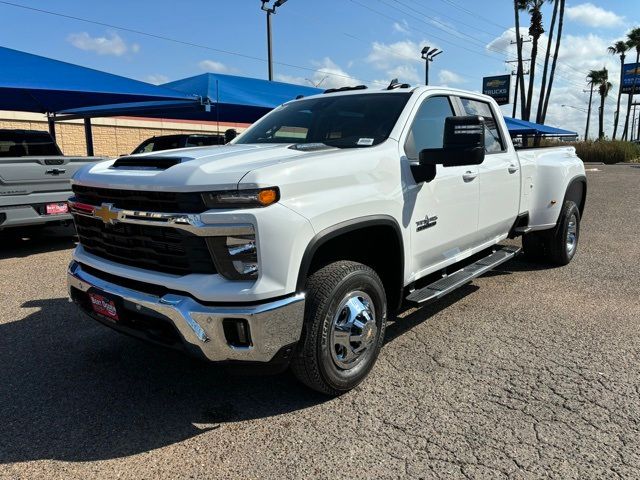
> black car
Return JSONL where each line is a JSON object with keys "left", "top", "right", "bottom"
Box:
{"left": 131, "top": 134, "right": 224, "bottom": 154}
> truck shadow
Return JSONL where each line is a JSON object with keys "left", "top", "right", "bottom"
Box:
{"left": 0, "top": 298, "right": 325, "bottom": 464}
{"left": 0, "top": 225, "right": 76, "bottom": 259}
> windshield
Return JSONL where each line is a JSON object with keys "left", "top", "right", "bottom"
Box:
{"left": 236, "top": 93, "right": 411, "bottom": 148}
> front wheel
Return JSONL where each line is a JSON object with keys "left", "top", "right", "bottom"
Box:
{"left": 291, "top": 261, "right": 387, "bottom": 395}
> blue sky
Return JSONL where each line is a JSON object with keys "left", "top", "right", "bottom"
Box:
{"left": 0, "top": 0, "right": 637, "bottom": 136}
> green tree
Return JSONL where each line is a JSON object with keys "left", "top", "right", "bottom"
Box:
{"left": 622, "top": 28, "right": 640, "bottom": 141}
{"left": 608, "top": 40, "right": 628, "bottom": 140}
{"left": 518, "top": 0, "right": 548, "bottom": 121}
{"left": 513, "top": 0, "right": 527, "bottom": 119}
{"left": 536, "top": 0, "right": 558, "bottom": 123}
{"left": 585, "top": 69, "right": 606, "bottom": 140}
{"left": 596, "top": 69, "right": 612, "bottom": 140}
{"left": 540, "top": 0, "right": 565, "bottom": 124}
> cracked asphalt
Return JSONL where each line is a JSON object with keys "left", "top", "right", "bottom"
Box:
{"left": 1, "top": 164, "right": 639, "bottom": 479}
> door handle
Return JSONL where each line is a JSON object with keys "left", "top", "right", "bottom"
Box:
{"left": 508, "top": 164, "right": 519, "bottom": 174}
{"left": 462, "top": 171, "right": 477, "bottom": 182}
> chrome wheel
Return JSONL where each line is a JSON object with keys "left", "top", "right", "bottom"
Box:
{"left": 330, "top": 291, "right": 377, "bottom": 370}
{"left": 566, "top": 213, "right": 578, "bottom": 256}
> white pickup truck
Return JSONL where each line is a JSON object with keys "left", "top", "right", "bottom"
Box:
{"left": 67, "top": 85, "right": 586, "bottom": 394}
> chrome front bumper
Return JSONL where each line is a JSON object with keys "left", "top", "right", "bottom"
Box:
{"left": 67, "top": 261, "right": 305, "bottom": 363}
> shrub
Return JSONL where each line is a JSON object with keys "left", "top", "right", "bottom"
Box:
{"left": 566, "top": 140, "right": 640, "bottom": 164}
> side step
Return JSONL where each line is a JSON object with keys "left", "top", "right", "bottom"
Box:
{"left": 406, "top": 245, "right": 521, "bottom": 305}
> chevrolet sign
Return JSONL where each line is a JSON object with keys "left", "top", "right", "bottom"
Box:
{"left": 482, "top": 75, "right": 511, "bottom": 105}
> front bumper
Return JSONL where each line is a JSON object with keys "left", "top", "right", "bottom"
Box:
{"left": 67, "top": 261, "right": 305, "bottom": 363}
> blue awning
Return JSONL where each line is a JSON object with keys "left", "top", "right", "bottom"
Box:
{"left": 160, "top": 73, "right": 322, "bottom": 123}
{"left": 0, "top": 46, "right": 198, "bottom": 114}
{"left": 57, "top": 72, "right": 323, "bottom": 124}
{"left": 504, "top": 117, "right": 577, "bottom": 137}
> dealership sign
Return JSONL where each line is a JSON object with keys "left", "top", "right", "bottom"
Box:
{"left": 482, "top": 75, "right": 510, "bottom": 105}
{"left": 621, "top": 63, "right": 640, "bottom": 95}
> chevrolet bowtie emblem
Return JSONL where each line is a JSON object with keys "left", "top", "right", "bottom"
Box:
{"left": 93, "top": 203, "right": 119, "bottom": 225}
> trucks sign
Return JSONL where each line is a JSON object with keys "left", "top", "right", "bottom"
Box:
{"left": 621, "top": 63, "right": 640, "bottom": 95}
{"left": 482, "top": 75, "right": 511, "bottom": 105}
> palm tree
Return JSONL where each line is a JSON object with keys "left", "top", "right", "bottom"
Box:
{"left": 596, "top": 69, "right": 612, "bottom": 139}
{"left": 540, "top": 0, "right": 565, "bottom": 124}
{"left": 622, "top": 28, "right": 640, "bottom": 141}
{"left": 585, "top": 69, "right": 605, "bottom": 140}
{"left": 519, "top": 0, "right": 548, "bottom": 121}
{"left": 536, "top": 0, "right": 558, "bottom": 123}
{"left": 608, "top": 40, "right": 628, "bottom": 139}
{"left": 513, "top": 0, "right": 527, "bottom": 119}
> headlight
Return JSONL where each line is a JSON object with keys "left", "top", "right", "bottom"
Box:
{"left": 202, "top": 187, "right": 279, "bottom": 209}
{"left": 207, "top": 234, "right": 258, "bottom": 281}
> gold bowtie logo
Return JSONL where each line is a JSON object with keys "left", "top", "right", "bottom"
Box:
{"left": 93, "top": 203, "right": 119, "bottom": 225}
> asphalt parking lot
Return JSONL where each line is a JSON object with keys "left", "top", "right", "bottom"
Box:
{"left": 1, "top": 164, "right": 639, "bottom": 479}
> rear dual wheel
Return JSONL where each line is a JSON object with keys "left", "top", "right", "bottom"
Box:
{"left": 523, "top": 200, "right": 580, "bottom": 266}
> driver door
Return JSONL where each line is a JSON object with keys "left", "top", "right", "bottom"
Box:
{"left": 402, "top": 95, "right": 480, "bottom": 279}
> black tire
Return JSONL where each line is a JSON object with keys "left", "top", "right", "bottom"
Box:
{"left": 522, "top": 200, "right": 580, "bottom": 266}
{"left": 547, "top": 201, "right": 580, "bottom": 265}
{"left": 291, "top": 261, "right": 387, "bottom": 395}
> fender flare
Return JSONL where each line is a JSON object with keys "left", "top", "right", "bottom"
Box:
{"left": 295, "top": 215, "right": 405, "bottom": 293}
{"left": 562, "top": 174, "right": 587, "bottom": 218}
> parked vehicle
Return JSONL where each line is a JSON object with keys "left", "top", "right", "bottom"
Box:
{"left": 67, "top": 86, "right": 586, "bottom": 394}
{"left": 131, "top": 133, "right": 224, "bottom": 154}
{"left": 0, "top": 129, "right": 105, "bottom": 231}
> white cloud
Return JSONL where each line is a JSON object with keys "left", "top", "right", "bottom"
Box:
{"left": 67, "top": 31, "right": 138, "bottom": 56}
{"left": 487, "top": 28, "right": 622, "bottom": 138}
{"left": 198, "top": 60, "right": 237, "bottom": 74}
{"left": 366, "top": 39, "right": 438, "bottom": 86}
{"left": 566, "top": 3, "right": 625, "bottom": 28}
{"left": 276, "top": 57, "right": 361, "bottom": 89}
{"left": 438, "top": 69, "right": 465, "bottom": 86}
{"left": 393, "top": 20, "right": 410, "bottom": 35}
{"left": 145, "top": 74, "right": 169, "bottom": 85}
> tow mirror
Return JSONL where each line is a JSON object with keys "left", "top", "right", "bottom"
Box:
{"left": 419, "top": 116, "right": 486, "bottom": 167}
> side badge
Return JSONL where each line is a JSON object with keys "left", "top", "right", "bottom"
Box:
{"left": 416, "top": 214, "right": 438, "bottom": 232}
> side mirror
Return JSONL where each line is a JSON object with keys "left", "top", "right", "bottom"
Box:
{"left": 419, "top": 115, "right": 486, "bottom": 167}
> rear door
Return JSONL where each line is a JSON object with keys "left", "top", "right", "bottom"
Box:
{"left": 457, "top": 97, "right": 520, "bottom": 242}
{"left": 402, "top": 94, "right": 480, "bottom": 277}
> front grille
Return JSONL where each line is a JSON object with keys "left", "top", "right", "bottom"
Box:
{"left": 74, "top": 214, "right": 216, "bottom": 275}
{"left": 72, "top": 185, "right": 206, "bottom": 213}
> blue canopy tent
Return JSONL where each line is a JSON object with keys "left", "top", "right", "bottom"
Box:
{"left": 503, "top": 117, "right": 578, "bottom": 138}
{"left": 60, "top": 73, "right": 323, "bottom": 125}
{"left": 0, "top": 46, "right": 199, "bottom": 154}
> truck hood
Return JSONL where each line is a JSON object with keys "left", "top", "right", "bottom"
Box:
{"left": 72, "top": 143, "right": 342, "bottom": 191}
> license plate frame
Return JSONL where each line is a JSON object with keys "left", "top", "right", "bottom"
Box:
{"left": 88, "top": 291, "right": 120, "bottom": 322}
{"left": 45, "top": 202, "right": 69, "bottom": 215}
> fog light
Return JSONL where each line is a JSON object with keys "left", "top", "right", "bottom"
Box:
{"left": 207, "top": 234, "right": 259, "bottom": 281}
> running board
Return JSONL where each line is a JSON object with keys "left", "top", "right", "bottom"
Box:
{"left": 406, "top": 245, "right": 521, "bottom": 305}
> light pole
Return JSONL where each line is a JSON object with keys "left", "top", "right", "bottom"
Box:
{"left": 261, "top": 0, "right": 288, "bottom": 81}
{"left": 420, "top": 46, "right": 442, "bottom": 86}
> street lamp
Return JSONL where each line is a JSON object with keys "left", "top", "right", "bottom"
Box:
{"left": 420, "top": 46, "right": 442, "bottom": 86}
{"left": 261, "top": 0, "right": 288, "bottom": 81}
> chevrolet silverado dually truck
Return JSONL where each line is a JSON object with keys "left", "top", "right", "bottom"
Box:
{"left": 67, "top": 85, "right": 586, "bottom": 395}
{"left": 0, "top": 129, "right": 105, "bottom": 231}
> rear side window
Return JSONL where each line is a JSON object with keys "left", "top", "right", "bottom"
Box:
{"left": 0, "top": 131, "right": 61, "bottom": 157}
{"left": 404, "top": 96, "right": 454, "bottom": 160}
{"left": 459, "top": 98, "right": 505, "bottom": 153}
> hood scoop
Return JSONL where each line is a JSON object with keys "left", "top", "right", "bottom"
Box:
{"left": 111, "top": 156, "right": 191, "bottom": 170}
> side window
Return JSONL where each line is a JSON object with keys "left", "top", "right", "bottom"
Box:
{"left": 404, "top": 96, "right": 454, "bottom": 160}
{"left": 459, "top": 98, "right": 505, "bottom": 153}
